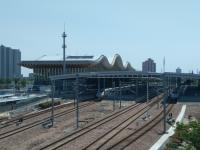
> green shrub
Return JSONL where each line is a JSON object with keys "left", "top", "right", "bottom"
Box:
{"left": 166, "top": 121, "right": 200, "bottom": 150}
{"left": 38, "top": 101, "right": 61, "bottom": 109}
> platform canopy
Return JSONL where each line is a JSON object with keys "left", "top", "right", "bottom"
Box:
{"left": 50, "top": 71, "right": 200, "bottom": 81}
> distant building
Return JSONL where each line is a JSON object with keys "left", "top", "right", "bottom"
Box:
{"left": 142, "top": 58, "right": 156, "bottom": 72}
{"left": 176, "top": 67, "right": 182, "bottom": 74}
{"left": 0, "top": 45, "right": 21, "bottom": 79}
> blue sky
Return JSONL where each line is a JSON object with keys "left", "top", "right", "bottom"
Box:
{"left": 0, "top": 0, "right": 200, "bottom": 76}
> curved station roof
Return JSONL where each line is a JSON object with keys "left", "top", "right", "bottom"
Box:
{"left": 21, "top": 54, "right": 135, "bottom": 71}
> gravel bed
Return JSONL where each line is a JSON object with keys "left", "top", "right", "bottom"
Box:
{"left": 99, "top": 101, "right": 163, "bottom": 150}
{"left": 0, "top": 100, "right": 131, "bottom": 150}
{"left": 55, "top": 98, "right": 161, "bottom": 150}
{"left": 0, "top": 101, "right": 94, "bottom": 150}
{"left": 0, "top": 101, "right": 75, "bottom": 133}
{"left": 124, "top": 104, "right": 182, "bottom": 150}
{"left": 58, "top": 103, "right": 144, "bottom": 150}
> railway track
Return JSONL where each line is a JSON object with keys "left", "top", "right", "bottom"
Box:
{"left": 0, "top": 92, "right": 156, "bottom": 127}
{"left": 0, "top": 102, "right": 95, "bottom": 140}
{"left": 82, "top": 100, "right": 161, "bottom": 150}
{"left": 0, "top": 102, "right": 75, "bottom": 128}
{"left": 40, "top": 94, "right": 163, "bottom": 150}
{"left": 0, "top": 118, "right": 7, "bottom": 123}
{"left": 107, "top": 104, "right": 174, "bottom": 150}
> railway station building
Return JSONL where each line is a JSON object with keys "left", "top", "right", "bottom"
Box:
{"left": 21, "top": 54, "right": 135, "bottom": 84}
{"left": 21, "top": 54, "right": 137, "bottom": 99}
{"left": 20, "top": 54, "right": 165, "bottom": 100}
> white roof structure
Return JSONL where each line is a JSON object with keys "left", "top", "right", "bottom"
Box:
{"left": 21, "top": 54, "right": 135, "bottom": 71}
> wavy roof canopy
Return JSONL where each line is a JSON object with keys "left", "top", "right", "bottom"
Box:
{"left": 93, "top": 54, "right": 135, "bottom": 71}
{"left": 21, "top": 54, "right": 135, "bottom": 71}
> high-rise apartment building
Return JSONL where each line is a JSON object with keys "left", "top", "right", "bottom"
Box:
{"left": 142, "top": 58, "right": 156, "bottom": 72}
{"left": 0, "top": 45, "right": 21, "bottom": 79}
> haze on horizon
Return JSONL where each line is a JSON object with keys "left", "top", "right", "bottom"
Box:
{"left": 0, "top": 0, "right": 200, "bottom": 76}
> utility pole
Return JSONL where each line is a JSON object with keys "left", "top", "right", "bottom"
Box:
{"left": 113, "top": 81, "right": 116, "bottom": 111}
{"left": 147, "top": 78, "right": 149, "bottom": 103}
{"left": 75, "top": 74, "right": 79, "bottom": 128}
{"left": 168, "top": 75, "right": 171, "bottom": 94}
{"left": 103, "top": 78, "right": 106, "bottom": 98}
{"left": 119, "top": 79, "right": 122, "bottom": 109}
{"left": 146, "top": 77, "right": 150, "bottom": 118}
{"left": 51, "top": 80, "right": 55, "bottom": 126}
{"left": 163, "top": 87, "right": 168, "bottom": 133}
{"left": 73, "top": 90, "right": 76, "bottom": 107}
{"left": 163, "top": 77, "right": 169, "bottom": 134}
{"left": 136, "top": 78, "right": 139, "bottom": 97}
{"left": 97, "top": 77, "right": 100, "bottom": 100}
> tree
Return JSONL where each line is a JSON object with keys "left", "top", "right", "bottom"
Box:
{"left": 0, "top": 79, "right": 5, "bottom": 84}
{"left": 20, "top": 79, "right": 27, "bottom": 88}
{"left": 175, "top": 121, "right": 200, "bottom": 149}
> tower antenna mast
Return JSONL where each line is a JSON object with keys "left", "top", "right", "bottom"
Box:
{"left": 62, "top": 23, "right": 67, "bottom": 74}
{"left": 163, "top": 56, "right": 165, "bottom": 73}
